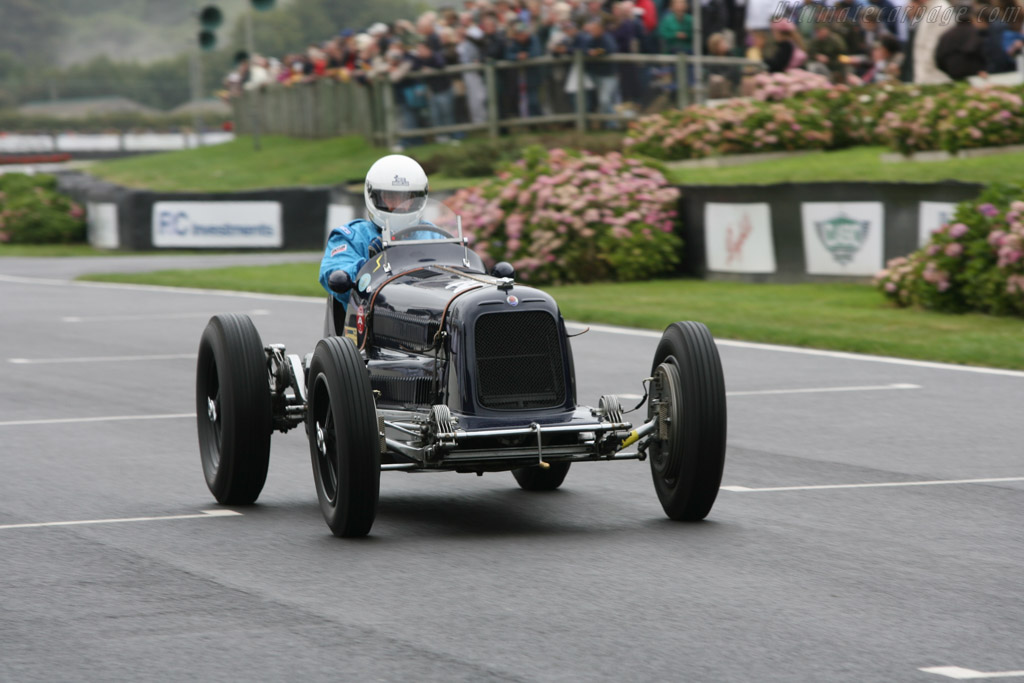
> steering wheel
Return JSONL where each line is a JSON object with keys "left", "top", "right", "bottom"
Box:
{"left": 390, "top": 225, "right": 453, "bottom": 241}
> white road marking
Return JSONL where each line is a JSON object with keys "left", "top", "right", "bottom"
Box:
{"left": 0, "top": 273, "right": 322, "bottom": 303}
{"left": 0, "top": 413, "right": 194, "bottom": 427}
{"left": 8, "top": 353, "right": 194, "bottom": 365}
{"left": 567, "top": 322, "right": 1024, "bottom": 380}
{"left": 722, "top": 477, "right": 1024, "bottom": 493}
{"left": 0, "top": 509, "right": 241, "bottom": 531}
{"left": 727, "top": 382, "right": 920, "bottom": 397}
{"left": 920, "top": 666, "right": 1024, "bottom": 679}
{"left": 62, "top": 309, "right": 270, "bottom": 323}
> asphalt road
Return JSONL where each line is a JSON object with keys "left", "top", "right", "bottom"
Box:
{"left": 1, "top": 256, "right": 1022, "bottom": 683}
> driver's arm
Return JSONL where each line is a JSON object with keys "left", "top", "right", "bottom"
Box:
{"left": 318, "top": 220, "right": 377, "bottom": 304}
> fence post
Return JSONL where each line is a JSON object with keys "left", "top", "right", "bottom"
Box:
{"left": 484, "top": 62, "right": 499, "bottom": 139}
{"left": 675, "top": 53, "right": 689, "bottom": 109}
{"left": 574, "top": 49, "right": 586, "bottom": 133}
{"left": 381, "top": 77, "right": 397, "bottom": 150}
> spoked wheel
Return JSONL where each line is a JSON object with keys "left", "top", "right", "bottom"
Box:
{"left": 647, "top": 321, "right": 727, "bottom": 521}
{"left": 512, "top": 462, "right": 571, "bottom": 491}
{"left": 307, "top": 336, "right": 380, "bottom": 538}
{"left": 196, "top": 314, "right": 272, "bottom": 505}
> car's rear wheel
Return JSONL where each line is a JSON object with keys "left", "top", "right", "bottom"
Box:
{"left": 307, "top": 336, "right": 380, "bottom": 538}
{"left": 648, "top": 321, "right": 727, "bottom": 521}
{"left": 512, "top": 462, "right": 571, "bottom": 491}
{"left": 196, "top": 314, "right": 272, "bottom": 505}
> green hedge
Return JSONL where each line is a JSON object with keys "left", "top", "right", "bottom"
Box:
{"left": 0, "top": 174, "right": 86, "bottom": 244}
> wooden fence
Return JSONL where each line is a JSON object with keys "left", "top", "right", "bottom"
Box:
{"left": 232, "top": 52, "right": 765, "bottom": 146}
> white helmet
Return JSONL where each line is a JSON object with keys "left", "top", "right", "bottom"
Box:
{"left": 364, "top": 155, "right": 429, "bottom": 232}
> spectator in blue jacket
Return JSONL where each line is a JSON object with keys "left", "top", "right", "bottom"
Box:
{"left": 578, "top": 17, "right": 620, "bottom": 124}
{"left": 506, "top": 21, "right": 543, "bottom": 116}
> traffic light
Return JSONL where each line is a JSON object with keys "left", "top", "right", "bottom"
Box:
{"left": 198, "top": 5, "right": 223, "bottom": 51}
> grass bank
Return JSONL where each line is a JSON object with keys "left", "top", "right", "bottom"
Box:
{"left": 88, "top": 134, "right": 1024, "bottom": 192}
{"left": 0, "top": 244, "right": 111, "bottom": 257}
{"left": 88, "top": 132, "right": 619, "bottom": 193}
{"left": 663, "top": 146, "right": 1024, "bottom": 186}
{"left": 79, "top": 264, "right": 1024, "bottom": 370}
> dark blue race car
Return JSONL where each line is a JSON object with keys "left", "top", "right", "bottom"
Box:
{"left": 195, "top": 201, "right": 727, "bottom": 537}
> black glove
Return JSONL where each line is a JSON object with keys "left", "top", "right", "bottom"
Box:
{"left": 368, "top": 235, "right": 383, "bottom": 256}
{"left": 327, "top": 270, "right": 354, "bottom": 294}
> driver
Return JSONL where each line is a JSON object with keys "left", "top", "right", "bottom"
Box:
{"left": 319, "top": 154, "right": 433, "bottom": 310}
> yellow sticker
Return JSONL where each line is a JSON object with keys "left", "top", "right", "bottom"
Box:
{"left": 372, "top": 254, "right": 384, "bottom": 273}
{"left": 344, "top": 326, "right": 358, "bottom": 342}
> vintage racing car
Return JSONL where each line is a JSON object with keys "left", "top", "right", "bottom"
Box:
{"left": 195, "top": 201, "right": 727, "bottom": 537}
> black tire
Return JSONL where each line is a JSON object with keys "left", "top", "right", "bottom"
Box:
{"left": 307, "top": 336, "right": 380, "bottom": 538}
{"left": 196, "top": 314, "right": 272, "bottom": 505}
{"left": 648, "top": 321, "right": 727, "bottom": 521}
{"left": 512, "top": 462, "right": 571, "bottom": 491}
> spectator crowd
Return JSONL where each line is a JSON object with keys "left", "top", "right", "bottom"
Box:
{"left": 222, "top": 0, "right": 1024, "bottom": 145}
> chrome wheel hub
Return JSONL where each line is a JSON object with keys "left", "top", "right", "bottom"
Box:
{"left": 316, "top": 422, "right": 326, "bottom": 456}
{"left": 207, "top": 396, "right": 218, "bottom": 423}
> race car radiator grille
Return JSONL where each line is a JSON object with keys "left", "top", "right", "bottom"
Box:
{"left": 474, "top": 311, "right": 565, "bottom": 410}
{"left": 371, "top": 376, "right": 434, "bottom": 406}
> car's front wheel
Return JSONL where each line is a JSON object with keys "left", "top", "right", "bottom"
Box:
{"left": 307, "top": 336, "right": 381, "bottom": 538}
{"left": 196, "top": 314, "right": 272, "bottom": 505}
{"left": 647, "top": 321, "right": 727, "bottom": 521}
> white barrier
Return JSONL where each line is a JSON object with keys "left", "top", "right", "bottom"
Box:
{"left": 0, "top": 132, "right": 234, "bottom": 154}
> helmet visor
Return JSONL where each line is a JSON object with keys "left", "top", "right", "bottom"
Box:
{"left": 369, "top": 189, "right": 427, "bottom": 215}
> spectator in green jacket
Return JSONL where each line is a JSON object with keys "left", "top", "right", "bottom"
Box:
{"left": 659, "top": 0, "right": 693, "bottom": 53}
{"left": 807, "top": 22, "right": 848, "bottom": 79}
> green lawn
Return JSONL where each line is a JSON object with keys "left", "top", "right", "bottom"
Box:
{"left": 79, "top": 264, "right": 1024, "bottom": 370}
{"left": 90, "top": 134, "right": 526, "bottom": 192}
{"left": 89, "top": 134, "right": 1024, "bottom": 192}
{"left": 0, "top": 244, "right": 111, "bottom": 257}
{"left": 664, "top": 146, "right": 1024, "bottom": 186}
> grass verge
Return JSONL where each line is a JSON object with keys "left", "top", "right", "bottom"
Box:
{"left": 88, "top": 132, "right": 622, "bottom": 192}
{"left": 663, "top": 146, "right": 1024, "bottom": 186}
{"left": 89, "top": 135, "right": 1024, "bottom": 192}
{"left": 78, "top": 264, "right": 1024, "bottom": 370}
{"left": 0, "top": 244, "right": 110, "bottom": 257}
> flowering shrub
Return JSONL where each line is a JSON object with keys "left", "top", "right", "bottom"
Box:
{"left": 447, "top": 146, "right": 682, "bottom": 284}
{"left": 873, "top": 91, "right": 952, "bottom": 155}
{"left": 0, "top": 174, "right": 85, "bottom": 244}
{"left": 625, "top": 98, "right": 832, "bottom": 160}
{"left": 748, "top": 69, "right": 833, "bottom": 102}
{"left": 625, "top": 78, "right": 1023, "bottom": 160}
{"left": 937, "top": 87, "right": 1024, "bottom": 154}
{"left": 810, "top": 83, "right": 929, "bottom": 148}
{"left": 876, "top": 184, "right": 1024, "bottom": 316}
{"left": 875, "top": 85, "right": 1024, "bottom": 155}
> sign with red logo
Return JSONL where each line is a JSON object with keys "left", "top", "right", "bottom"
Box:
{"left": 704, "top": 202, "right": 777, "bottom": 274}
{"left": 356, "top": 305, "right": 365, "bottom": 334}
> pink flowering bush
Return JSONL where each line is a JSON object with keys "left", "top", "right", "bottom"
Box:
{"left": 625, "top": 80, "right": 991, "bottom": 160}
{"left": 876, "top": 185, "right": 1024, "bottom": 316}
{"left": 625, "top": 98, "right": 832, "bottom": 160}
{"left": 876, "top": 85, "right": 1024, "bottom": 154}
{"left": 748, "top": 69, "right": 833, "bottom": 102}
{"left": 447, "top": 146, "right": 682, "bottom": 284}
{"left": 937, "top": 86, "right": 1024, "bottom": 153}
{"left": 0, "top": 173, "right": 85, "bottom": 244}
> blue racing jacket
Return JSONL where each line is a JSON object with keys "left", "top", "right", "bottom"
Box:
{"left": 319, "top": 218, "right": 381, "bottom": 311}
{"left": 319, "top": 218, "right": 443, "bottom": 311}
